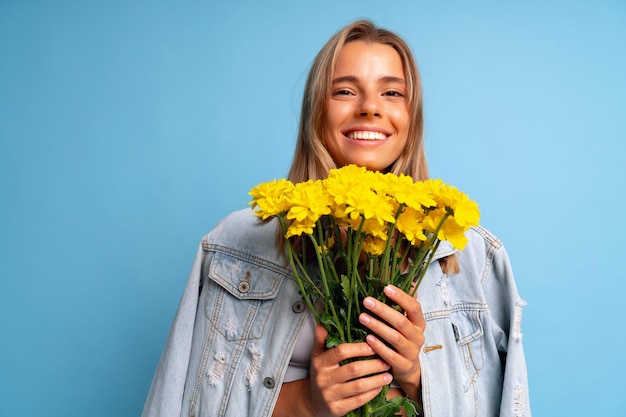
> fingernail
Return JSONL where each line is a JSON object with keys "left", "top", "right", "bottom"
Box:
{"left": 359, "top": 313, "right": 371, "bottom": 324}
{"left": 384, "top": 285, "right": 396, "bottom": 296}
{"left": 384, "top": 373, "right": 393, "bottom": 383}
{"left": 363, "top": 297, "right": 375, "bottom": 308}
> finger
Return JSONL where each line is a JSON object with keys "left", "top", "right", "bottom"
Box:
{"left": 363, "top": 333, "right": 400, "bottom": 366}
{"left": 360, "top": 295, "right": 424, "bottom": 354}
{"left": 344, "top": 371, "right": 393, "bottom": 395}
{"left": 335, "top": 356, "right": 391, "bottom": 383}
{"left": 359, "top": 308, "right": 423, "bottom": 353}
{"left": 361, "top": 295, "right": 409, "bottom": 337}
{"left": 361, "top": 287, "right": 425, "bottom": 332}
{"left": 383, "top": 285, "right": 426, "bottom": 328}
{"left": 329, "top": 367, "right": 393, "bottom": 403}
{"left": 311, "top": 324, "right": 328, "bottom": 357}
{"left": 312, "top": 325, "right": 378, "bottom": 371}
{"left": 327, "top": 384, "right": 387, "bottom": 417}
{"left": 327, "top": 341, "right": 376, "bottom": 365}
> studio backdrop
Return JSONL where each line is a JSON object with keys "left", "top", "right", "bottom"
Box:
{"left": 1, "top": 1, "right": 625, "bottom": 416}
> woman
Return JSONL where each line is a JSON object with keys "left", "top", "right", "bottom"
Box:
{"left": 142, "top": 20, "right": 531, "bottom": 417}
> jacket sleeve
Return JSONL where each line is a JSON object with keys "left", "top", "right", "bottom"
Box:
{"left": 142, "top": 243, "right": 206, "bottom": 417}
{"left": 485, "top": 244, "right": 532, "bottom": 417}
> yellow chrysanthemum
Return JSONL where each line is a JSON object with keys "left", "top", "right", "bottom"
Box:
{"left": 441, "top": 187, "right": 480, "bottom": 228}
{"left": 423, "top": 207, "right": 469, "bottom": 250}
{"left": 362, "top": 236, "right": 387, "bottom": 256}
{"left": 325, "top": 166, "right": 395, "bottom": 227}
{"left": 325, "top": 165, "right": 373, "bottom": 206}
{"left": 422, "top": 207, "right": 447, "bottom": 234}
{"left": 344, "top": 187, "right": 396, "bottom": 225}
{"left": 376, "top": 172, "right": 435, "bottom": 210}
{"left": 286, "top": 179, "right": 332, "bottom": 224}
{"left": 439, "top": 218, "right": 469, "bottom": 250}
{"left": 248, "top": 178, "right": 295, "bottom": 219}
{"left": 396, "top": 206, "right": 427, "bottom": 246}
{"left": 361, "top": 218, "right": 388, "bottom": 240}
{"left": 427, "top": 181, "right": 480, "bottom": 228}
{"left": 421, "top": 179, "right": 445, "bottom": 205}
{"left": 406, "top": 181, "right": 438, "bottom": 210}
{"left": 285, "top": 218, "right": 317, "bottom": 238}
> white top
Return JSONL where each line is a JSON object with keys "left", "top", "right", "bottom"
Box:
{"left": 283, "top": 311, "right": 316, "bottom": 382}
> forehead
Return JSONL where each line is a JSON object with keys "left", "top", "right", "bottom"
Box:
{"left": 333, "top": 40, "right": 405, "bottom": 79}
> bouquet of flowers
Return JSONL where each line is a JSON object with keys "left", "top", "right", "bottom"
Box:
{"left": 249, "top": 164, "right": 480, "bottom": 417}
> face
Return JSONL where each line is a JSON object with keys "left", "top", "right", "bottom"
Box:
{"left": 324, "top": 40, "right": 410, "bottom": 172}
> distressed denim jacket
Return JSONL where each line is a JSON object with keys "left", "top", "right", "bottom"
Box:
{"left": 142, "top": 208, "right": 531, "bottom": 417}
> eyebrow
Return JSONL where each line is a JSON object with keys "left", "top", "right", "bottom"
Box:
{"left": 331, "top": 75, "right": 406, "bottom": 85}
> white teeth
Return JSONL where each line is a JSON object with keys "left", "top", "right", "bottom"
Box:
{"left": 347, "top": 131, "right": 387, "bottom": 141}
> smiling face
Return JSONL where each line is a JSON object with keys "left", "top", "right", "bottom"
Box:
{"left": 323, "top": 40, "right": 410, "bottom": 172}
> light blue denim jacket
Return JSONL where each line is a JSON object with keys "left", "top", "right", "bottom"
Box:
{"left": 142, "top": 208, "right": 531, "bottom": 417}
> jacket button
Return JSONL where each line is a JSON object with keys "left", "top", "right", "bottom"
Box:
{"left": 237, "top": 281, "right": 250, "bottom": 293}
{"left": 263, "top": 377, "right": 275, "bottom": 389}
{"left": 292, "top": 300, "right": 305, "bottom": 313}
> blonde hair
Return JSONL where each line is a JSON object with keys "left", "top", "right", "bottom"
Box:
{"left": 285, "top": 20, "right": 459, "bottom": 274}
{"left": 287, "top": 19, "right": 428, "bottom": 183}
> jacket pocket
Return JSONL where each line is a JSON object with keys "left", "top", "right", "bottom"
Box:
{"left": 451, "top": 309, "right": 484, "bottom": 380}
{"left": 204, "top": 252, "right": 284, "bottom": 341}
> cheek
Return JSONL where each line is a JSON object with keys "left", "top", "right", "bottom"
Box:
{"left": 390, "top": 108, "right": 411, "bottom": 133}
{"left": 325, "top": 106, "right": 344, "bottom": 132}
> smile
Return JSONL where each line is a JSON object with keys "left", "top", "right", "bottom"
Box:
{"left": 346, "top": 131, "right": 388, "bottom": 141}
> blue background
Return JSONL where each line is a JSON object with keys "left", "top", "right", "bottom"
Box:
{"left": 1, "top": 1, "right": 625, "bottom": 416}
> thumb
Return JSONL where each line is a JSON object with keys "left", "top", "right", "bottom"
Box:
{"left": 311, "top": 323, "right": 328, "bottom": 357}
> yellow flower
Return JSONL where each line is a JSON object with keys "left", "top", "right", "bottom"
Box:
{"left": 248, "top": 178, "right": 295, "bottom": 219}
{"left": 286, "top": 180, "right": 332, "bottom": 224}
{"left": 325, "top": 165, "right": 395, "bottom": 227}
{"left": 447, "top": 191, "right": 480, "bottom": 229}
{"left": 324, "top": 165, "right": 372, "bottom": 206}
{"left": 421, "top": 179, "right": 480, "bottom": 229}
{"left": 438, "top": 216, "right": 469, "bottom": 249}
{"left": 361, "top": 218, "right": 389, "bottom": 240}
{"left": 431, "top": 182, "right": 480, "bottom": 230}
{"left": 422, "top": 207, "right": 446, "bottom": 234}
{"left": 396, "top": 206, "right": 427, "bottom": 246}
{"left": 406, "top": 181, "right": 438, "bottom": 210}
{"left": 423, "top": 207, "right": 469, "bottom": 250}
{"left": 362, "top": 236, "right": 387, "bottom": 256}
{"left": 345, "top": 186, "right": 396, "bottom": 225}
{"left": 285, "top": 218, "right": 317, "bottom": 238}
{"left": 378, "top": 173, "right": 437, "bottom": 210}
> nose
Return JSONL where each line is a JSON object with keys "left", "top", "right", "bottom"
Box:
{"left": 358, "top": 94, "right": 381, "bottom": 118}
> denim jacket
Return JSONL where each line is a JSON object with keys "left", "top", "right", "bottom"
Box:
{"left": 142, "top": 208, "right": 531, "bottom": 417}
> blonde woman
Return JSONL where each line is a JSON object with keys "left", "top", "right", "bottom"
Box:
{"left": 143, "top": 20, "right": 531, "bottom": 417}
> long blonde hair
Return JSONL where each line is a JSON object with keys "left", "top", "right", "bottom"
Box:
{"left": 287, "top": 19, "right": 428, "bottom": 183}
{"left": 286, "top": 20, "right": 459, "bottom": 274}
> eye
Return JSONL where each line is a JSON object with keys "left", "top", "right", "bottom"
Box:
{"left": 332, "top": 89, "right": 354, "bottom": 96}
{"left": 384, "top": 90, "right": 405, "bottom": 97}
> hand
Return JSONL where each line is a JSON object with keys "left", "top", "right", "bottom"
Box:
{"left": 358, "top": 285, "right": 426, "bottom": 400}
{"left": 307, "top": 324, "right": 394, "bottom": 417}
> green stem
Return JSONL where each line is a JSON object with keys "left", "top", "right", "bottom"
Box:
{"left": 343, "top": 219, "right": 361, "bottom": 344}
{"left": 405, "top": 212, "right": 451, "bottom": 297}
{"left": 308, "top": 225, "right": 345, "bottom": 342}
{"left": 278, "top": 217, "right": 321, "bottom": 323}
{"left": 411, "top": 240, "right": 441, "bottom": 296}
